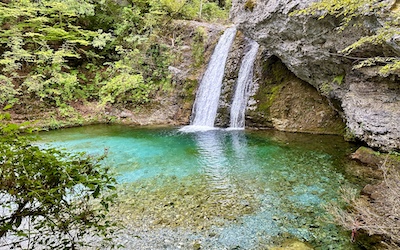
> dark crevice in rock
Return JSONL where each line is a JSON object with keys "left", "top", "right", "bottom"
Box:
{"left": 247, "top": 54, "right": 345, "bottom": 135}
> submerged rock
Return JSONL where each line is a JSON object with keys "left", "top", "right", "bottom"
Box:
{"left": 230, "top": 0, "right": 400, "bottom": 151}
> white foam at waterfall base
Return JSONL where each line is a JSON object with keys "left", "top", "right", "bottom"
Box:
{"left": 178, "top": 125, "right": 221, "bottom": 133}
{"left": 225, "top": 127, "right": 245, "bottom": 131}
{"left": 190, "top": 26, "right": 237, "bottom": 127}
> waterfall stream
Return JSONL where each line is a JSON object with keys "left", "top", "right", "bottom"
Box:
{"left": 190, "top": 27, "right": 237, "bottom": 128}
{"left": 229, "top": 39, "right": 259, "bottom": 129}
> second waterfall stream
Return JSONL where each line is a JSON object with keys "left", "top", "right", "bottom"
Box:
{"left": 229, "top": 39, "right": 259, "bottom": 129}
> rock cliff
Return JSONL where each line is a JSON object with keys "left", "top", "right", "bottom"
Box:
{"left": 231, "top": 0, "right": 400, "bottom": 151}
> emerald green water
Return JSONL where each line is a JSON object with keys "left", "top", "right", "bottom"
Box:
{"left": 39, "top": 124, "right": 361, "bottom": 249}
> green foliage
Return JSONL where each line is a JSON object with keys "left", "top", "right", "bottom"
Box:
{"left": 293, "top": 0, "right": 400, "bottom": 76}
{"left": 160, "top": 0, "right": 186, "bottom": 14}
{"left": 353, "top": 56, "right": 400, "bottom": 76}
{"left": 202, "top": 1, "right": 228, "bottom": 20}
{"left": 0, "top": 0, "right": 105, "bottom": 106}
{"left": 175, "top": 0, "right": 199, "bottom": 19}
{"left": 100, "top": 72, "right": 151, "bottom": 105}
{"left": 0, "top": 75, "right": 18, "bottom": 105}
{"left": 58, "top": 103, "right": 78, "bottom": 118}
{"left": 99, "top": 43, "right": 171, "bottom": 106}
{"left": 83, "top": 0, "right": 174, "bottom": 105}
{"left": 158, "top": 0, "right": 229, "bottom": 21}
{"left": 24, "top": 70, "right": 80, "bottom": 105}
{"left": 0, "top": 0, "right": 230, "bottom": 111}
{"left": 332, "top": 74, "right": 344, "bottom": 85}
{"left": 144, "top": 43, "right": 173, "bottom": 82}
{"left": 192, "top": 27, "right": 207, "bottom": 68}
{"left": 0, "top": 118, "right": 118, "bottom": 249}
{"left": 293, "top": 0, "right": 389, "bottom": 26}
{"left": 380, "top": 60, "right": 400, "bottom": 76}
{"left": 320, "top": 82, "right": 333, "bottom": 95}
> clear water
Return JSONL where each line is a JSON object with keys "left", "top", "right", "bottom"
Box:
{"left": 39, "top": 124, "right": 362, "bottom": 249}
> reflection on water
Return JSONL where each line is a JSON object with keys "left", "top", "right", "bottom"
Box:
{"left": 194, "top": 130, "right": 251, "bottom": 194}
{"left": 195, "top": 130, "right": 233, "bottom": 192}
{"left": 39, "top": 124, "right": 361, "bottom": 249}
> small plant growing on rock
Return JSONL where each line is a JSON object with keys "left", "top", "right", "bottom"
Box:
{"left": 192, "top": 27, "right": 207, "bottom": 68}
{"left": 244, "top": 0, "right": 256, "bottom": 12}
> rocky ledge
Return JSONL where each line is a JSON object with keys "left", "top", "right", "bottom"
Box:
{"left": 230, "top": 0, "right": 400, "bottom": 151}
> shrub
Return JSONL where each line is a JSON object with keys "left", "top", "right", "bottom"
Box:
{"left": 0, "top": 75, "right": 18, "bottom": 105}
{"left": 192, "top": 27, "right": 207, "bottom": 68}
{"left": 202, "top": 1, "right": 228, "bottom": 21}
{"left": 100, "top": 73, "right": 152, "bottom": 105}
{"left": 327, "top": 154, "right": 400, "bottom": 247}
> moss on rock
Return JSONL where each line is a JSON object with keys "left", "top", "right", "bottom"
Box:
{"left": 247, "top": 55, "right": 345, "bottom": 135}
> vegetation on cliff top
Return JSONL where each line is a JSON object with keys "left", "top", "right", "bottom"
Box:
{"left": 294, "top": 0, "right": 400, "bottom": 76}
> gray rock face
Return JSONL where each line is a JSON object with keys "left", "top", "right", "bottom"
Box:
{"left": 342, "top": 72, "right": 400, "bottom": 150}
{"left": 231, "top": 0, "right": 400, "bottom": 151}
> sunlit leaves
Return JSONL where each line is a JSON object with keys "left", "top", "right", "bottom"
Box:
{"left": 293, "top": 0, "right": 388, "bottom": 26}
{"left": 0, "top": 0, "right": 230, "bottom": 109}
{"left": 156, "top": 0, "right": 229, "bottom": 20}
{"left": 0, "top": 0, "right": 102, "bottom": 106}
{"left": 99, "top": 73, "right": 151, "bottom": 105}
{"left": 92, "top": 30, "right": 114, "bottom": 49}
{"left": 160, "top": 0, "right": 186, "bottom": 13}
{"left": 0, "top": 75, "right": 19, "bottom": 105}
{"left": 353, "top": 56, "right": 400, "bottom": 76}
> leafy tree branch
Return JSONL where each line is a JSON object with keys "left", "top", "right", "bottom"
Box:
{"left": 0, "top": 115, "right": 118, "bottom": 249}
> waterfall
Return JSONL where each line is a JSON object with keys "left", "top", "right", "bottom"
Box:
{"left": 190, "top": 26, "right": 237, "bottom": 128}
{"left": 229, "top": 39, "right": 259, "bottom": 129}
